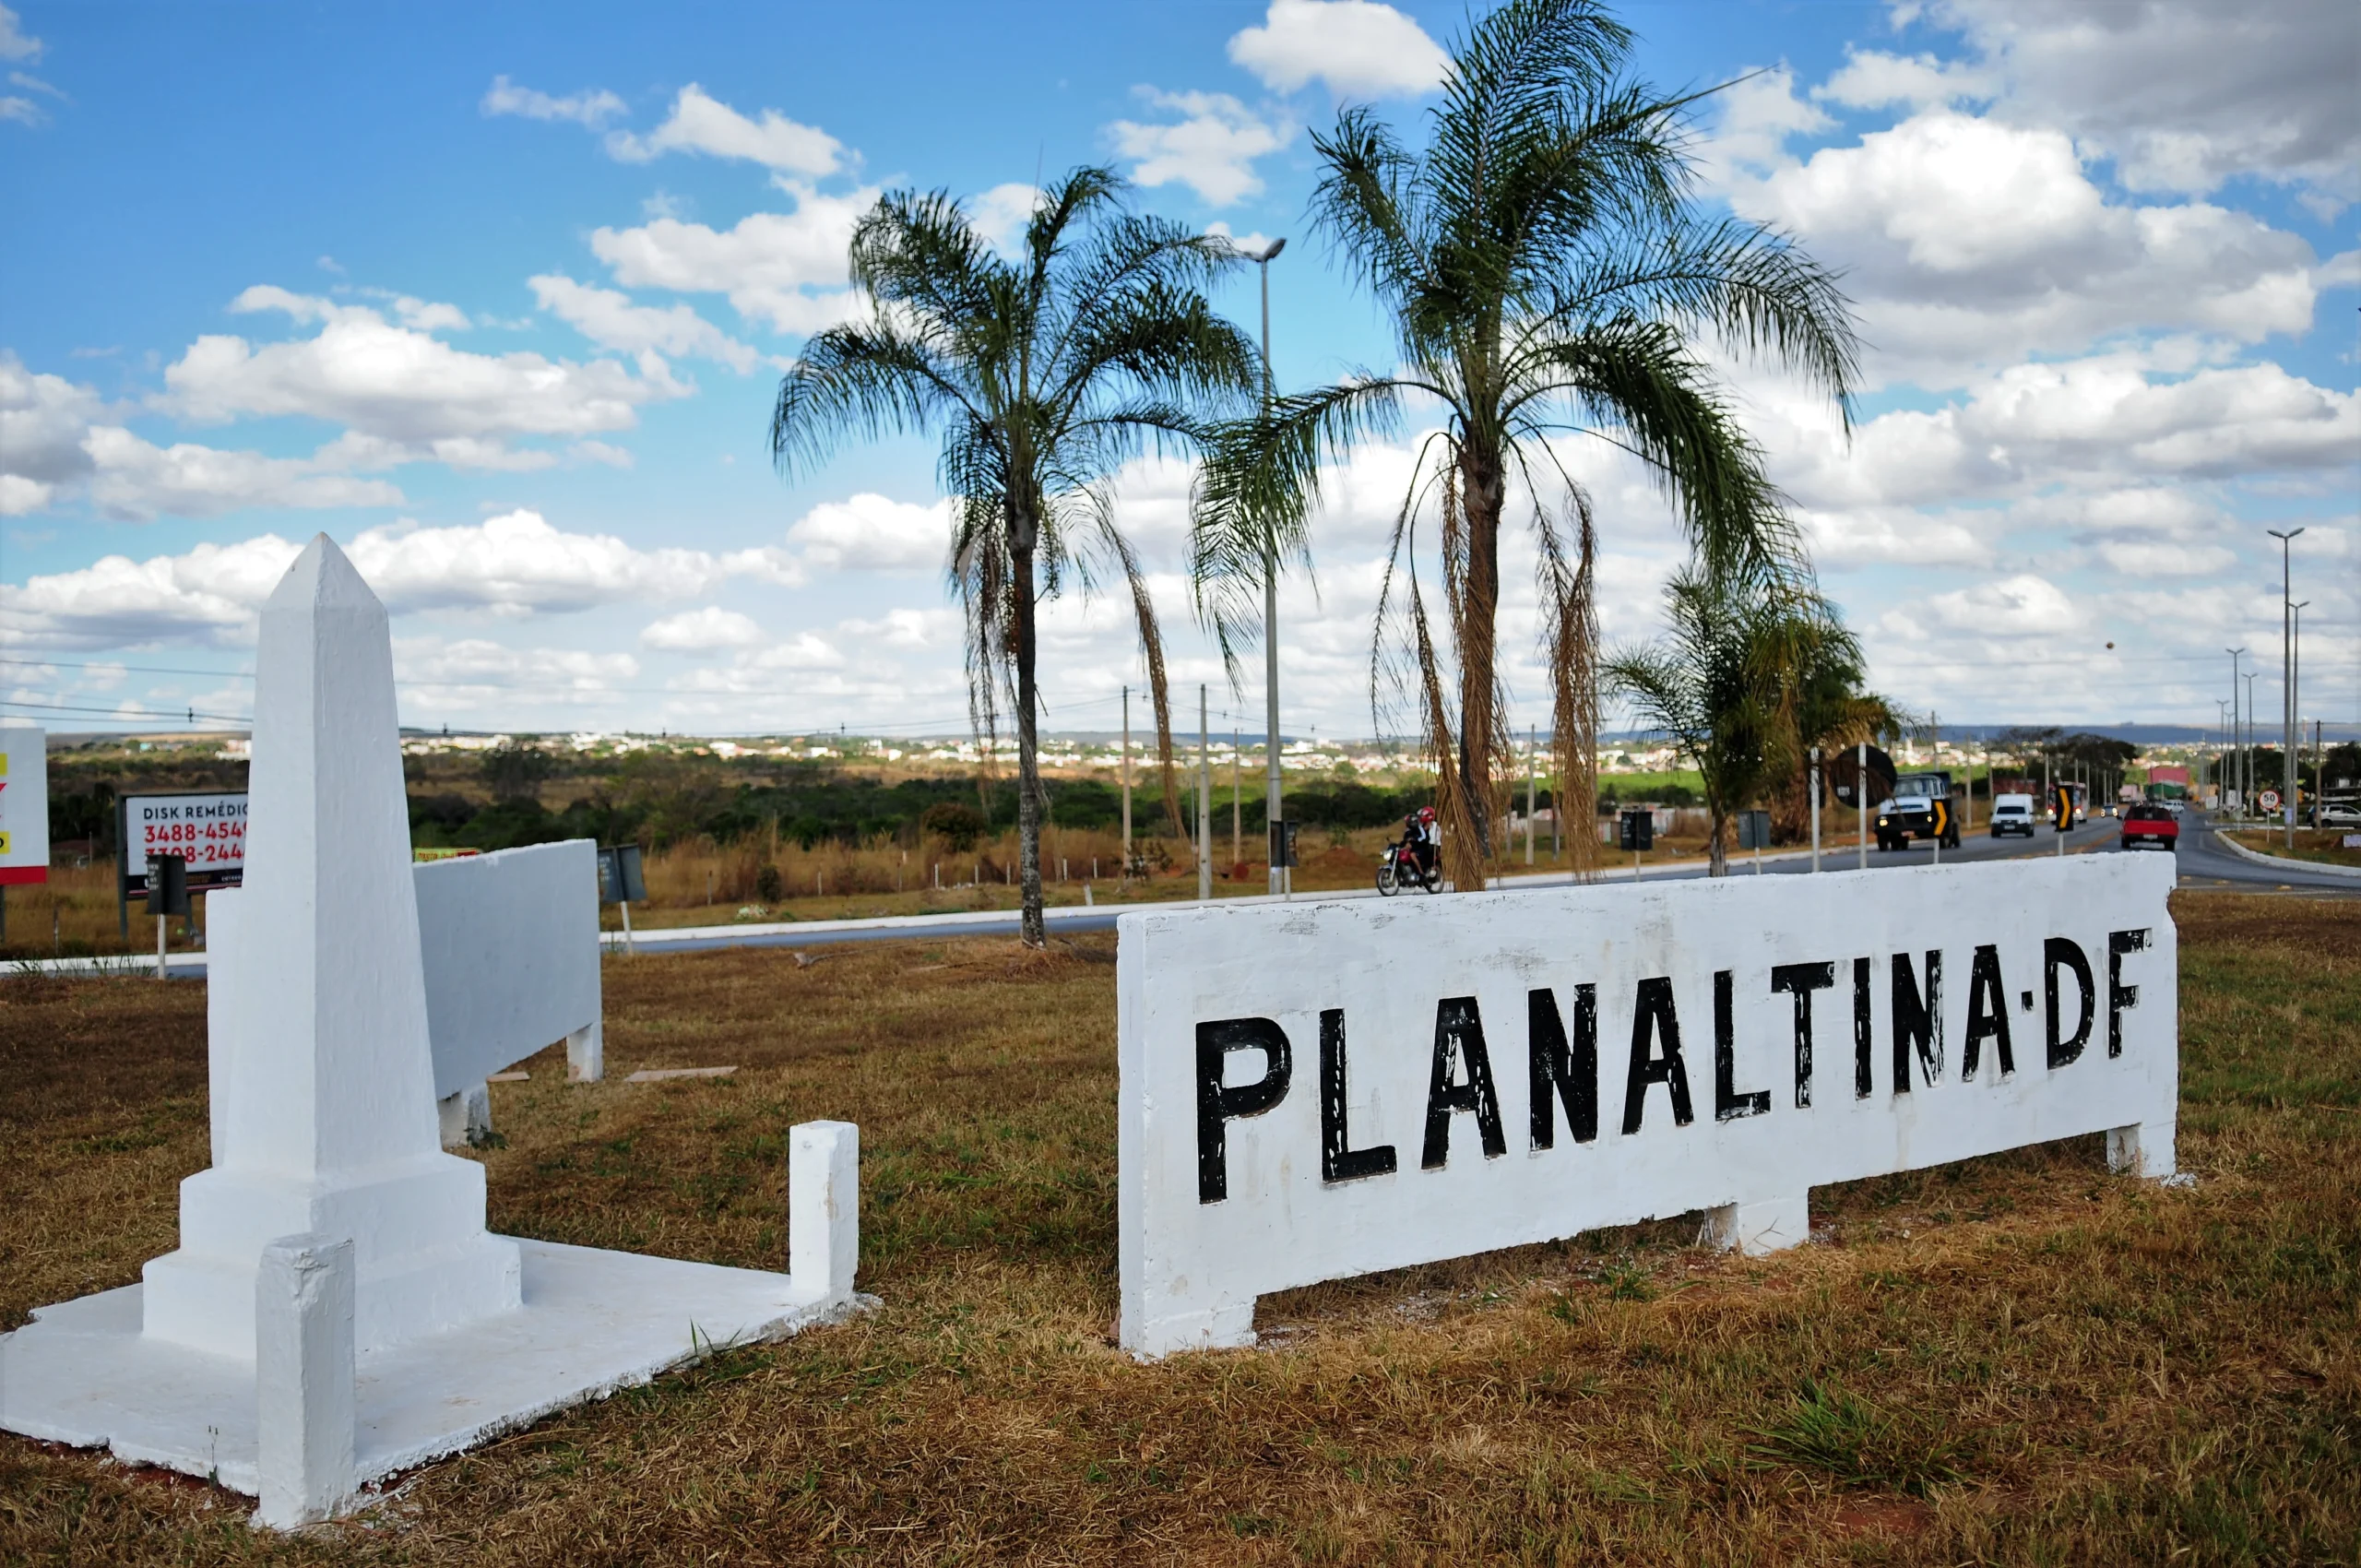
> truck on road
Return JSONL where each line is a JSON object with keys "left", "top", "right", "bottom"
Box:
{"left": 1875, "top": 770, "right": 1961, "bottom": 851}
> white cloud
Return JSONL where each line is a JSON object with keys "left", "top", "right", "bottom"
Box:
{"left": 0, "top": 354, "right": 100, "bottom": 512}
{"left": 1740, "top": 110, "right": 2331, "bottom": 382}
{"left": 394, "top": 636, "right": 640, "bottom": 711}
{"left": 480, "top": 75, "right": 625, "bottom": 128}
{"left": 0, "top": 512, "right": 804, "bottom": 647}
{"left": 1814, "top": 49, "right": 1996, "bottom": 113}
{"left": 837, "top": 606, "right": 960, "bottom": 650}
{"left": 641, "top": 606, "right": 765, "bottom": 650}
{"left": 967, "top": 183, "right": 1042, "bottom": 255}
{"left": 0, "top": 91, "right": 39, "bottom": 125}
{"left": 1889, "top": 573, "right": 2083, "bottom": 639}
{"left": 1927, "top": 0, "right": 2360, "bottom": 206}
{"left": 1228, "top": 0, "right": 1447, "bottom": 98}
{"left": 604, "top": 84, "right": 841, "bottom": 175}
{"left": 0, "top": 5, "right": 41, "bottom": 63}
{"left": 163, "top": 291, "right": 677, "bottom": 463}
{"left": 589, "top": 186, "right": 876, "bottom": 334}
{"left": 82, "top": 426, "right": 405, "bottom": 520}
{"left": 787, "top": 493, "right": 949, "bottom": 572}
{"left": 1695, "top": 65, "right": 1832, "bottom": 186}
{"left": 528, "top": 274, "right": 759, "bottom": 374}
{"left": 1109, "top": 89, "right": 1290, "bottom": 207}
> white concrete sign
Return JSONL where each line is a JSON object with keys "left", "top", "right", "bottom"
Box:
{"left": 0, "top": 726, "right": 46, "bottom": 886}
{"left": 415, "top": 839, "right": 604, "bottom": 1142}
{"left": 1118, "top": 855, "right": 2177, "bottom": 1358}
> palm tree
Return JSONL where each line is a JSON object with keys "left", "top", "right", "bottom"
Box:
{"left": 770, "top": 168, "right": 1260, "bottom": 945}
{"left": 1192, "top": 0, "right": 1857, "bottom": 891}
{"left": 1605, "top": 570, "right": 1856, "bottom": 876}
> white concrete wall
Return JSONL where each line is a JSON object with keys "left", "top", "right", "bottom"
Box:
{"left": 413, "top": 839, "right": 601, "bottom": 1099}
{"left": 1118, "top": 854, "right": 2177, "bottom": 1357}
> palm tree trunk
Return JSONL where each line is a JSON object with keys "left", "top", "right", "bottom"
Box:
{"left": 1706, "top": 802, "right": 1729, "bottom": 878}
{"left": 1456, "top": 445, "right": 1505, "bottom": 878}
{"left": 1010, "top": 528, "right": 1047, "bottom": 947}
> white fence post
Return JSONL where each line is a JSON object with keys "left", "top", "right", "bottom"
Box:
{"left": 789, "top": 1121, "right": 860, "bottom": 1306}
{"left": 254, "top": 1233, "right": 357, "bottom": 1529}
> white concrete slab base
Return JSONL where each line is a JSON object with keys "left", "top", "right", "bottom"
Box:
{"left": 0, "top": 1238, "right": 873, "bottom": 1500}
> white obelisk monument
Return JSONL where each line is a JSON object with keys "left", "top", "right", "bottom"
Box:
{"left": 141, "top": 536, "right": 522, "bottom": 1358}
{"left": 1, "top": 534, "right": 869, "bottom": 1527}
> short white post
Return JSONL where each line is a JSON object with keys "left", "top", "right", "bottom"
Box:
{"left": 2106, "top": 1121, "right": 2176, "bottom": 1179}
{"left": 254, "top": 1234, "right": 357, "bottom": 1529}
{"left": 619, "top": 897, "right": 635, "bottom": 955}
{"left": 156, "top": 914, "right": 169, "bottom": 980}
{"left": 1699, "top": 1194, "right": 1810, "bottom": 1256}
{"left": 789, "top": 1120, "right": 860, "bottom": 1307}
{"left": 1809, "top": 746, "right": 1821, "bottom": 873}
{"left": 436, "top": 1081, "right": 492, "bottom": 1149}
{"left": 566, "top": 1021, "right": 604, "bottom": 1082}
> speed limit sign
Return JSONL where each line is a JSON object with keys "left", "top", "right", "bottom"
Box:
{"left": 2259, "top": 790, "right": 2281, "bottom": 812}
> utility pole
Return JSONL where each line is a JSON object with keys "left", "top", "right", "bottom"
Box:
{"left": 1120, "top": 685, "right": 1133, "bottom": 877}
{"left": 1857, "top": 740, "right": 1868, "bottom": 871}
{"left": 1251, "top": 236, "right": 1289, "bottom": 897}
{"left": 1231, "top": 718, "right": 1240, "bottom": 876}
{"left": 2269, "top": 528, "right": 2304, "bottom": 846}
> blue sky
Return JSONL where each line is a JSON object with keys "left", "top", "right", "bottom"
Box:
{"left": 2, "top": 0, "right": 2354, "bottom": 742}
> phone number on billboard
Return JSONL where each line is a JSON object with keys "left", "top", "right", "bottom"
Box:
{"left": 139, "top": 821, "right": 245, "bottom": 865}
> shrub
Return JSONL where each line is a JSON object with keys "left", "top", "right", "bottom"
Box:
{"left": 920, "top": 802, "right": 989, "bottom": 851}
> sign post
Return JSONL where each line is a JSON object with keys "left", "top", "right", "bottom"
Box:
{"left": 598, "top": 843, "right": 647, "bottom": 955}
{"left": 0, "top": 727, "right": 49, "bottom": 946}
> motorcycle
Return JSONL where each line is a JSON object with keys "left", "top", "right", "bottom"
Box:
{"left": 1376, "top": 836, "right": 1442, "bottom": 895}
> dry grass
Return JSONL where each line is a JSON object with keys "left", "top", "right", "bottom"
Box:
{"left": 1, "top": 893, "right": 2355, "bottom": 1564}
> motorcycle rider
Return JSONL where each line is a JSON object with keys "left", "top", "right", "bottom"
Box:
{"left": 1401, "top": 805, "right": 1440, "bottom": 878}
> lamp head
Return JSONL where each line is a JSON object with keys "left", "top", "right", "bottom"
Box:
{"left": 1256, "top": 237, "right": 1287, "bottom": 262}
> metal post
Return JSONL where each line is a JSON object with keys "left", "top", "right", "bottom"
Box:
{"left": 1255, "top": 239, "right": 1289, "bottom": 899}
{"left": 2245, "top": 671, "right": 2258, "bottom": 817}
{"left": 1809, "top": 745, "right": 1821, "bottom": 873}
{"left": 1525, "top": 727, "right": 1536, "bottom": 866}
{"left": 1197, "top": 685, "right": 1212, "bottom": 901}
{"left": 1120, "top": 685, "right": 1133, "bottom": 876}
{"left": 2292, "top": 601, "right": 2308, "bottom": 826}
{"left": 1231, "top": 719, "right": 1241, "bottom": 875}
{"left": 2270, "top": 529, "right": 2303, "bottom": 846}
{"left": 155, "top": 913, "right": 167, "bottom": 980}
{"left": 2225, "top": 650, "right": 2242, "bottom": 814}
{"left": 1856, "top": 741, "right": 1867, "bottom": 870}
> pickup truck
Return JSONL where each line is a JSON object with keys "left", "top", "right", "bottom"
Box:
{"left": 2119, "top": 802, "right": 2179, "bottom": 851}
{"left": 1876, "top": 770, "right": 1961, "bottom": 850}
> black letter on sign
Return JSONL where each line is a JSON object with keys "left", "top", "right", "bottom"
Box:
{"left": 1852, "top": 956, "right": 1874, "bottom": 1099}
{"left": 1771, "top": 961, "right": 1835, "bottom": 1109}
{"left": 1528, "top": 986, "right": 1597, "bottom": 1150}
{"left": 1421, "top": 997, "right": 1505, "bottom": 1169}
{"left": 2046, "top": 937, "right": 2095, "bottom": 1069}
{"left": 1890, "top": 951, "right": 1943, "bottom": 1092}
{"left": 1713, "top": 970, "right": 1771, "bottom": 1122}
{"left": 1621, "top": 977, "right": 1696, "bottom": 1134}
{"left": 1197, "top": 1018, "right": 1292, "bottom": 1204}
{"left": 2107, "top": 929, "right": 2149, "bottom": 1059}
{"left": 1961, "top": 944, "right": 2015, "bottom": 1082}
{"left": 1320, "top": 1009, "right": 1396, "bottom": 1184}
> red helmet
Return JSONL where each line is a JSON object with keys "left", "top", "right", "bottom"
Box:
{"left": 1418, "top": 806, "right": 1438, "bottom": 824}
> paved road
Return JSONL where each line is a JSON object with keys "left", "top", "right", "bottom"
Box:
{"left": 19, "top": 812, "right": 2345, "bottom": 980}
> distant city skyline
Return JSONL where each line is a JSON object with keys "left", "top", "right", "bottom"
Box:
{"left": 3, "top": 0, "right": 2354, "bottom": 739}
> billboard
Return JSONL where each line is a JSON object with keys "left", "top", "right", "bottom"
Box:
{"left": 0, "top": 728, "right": 47, "bottom": 885}
{"left": 120, "top": 791, "right": 247, "bottom": 896}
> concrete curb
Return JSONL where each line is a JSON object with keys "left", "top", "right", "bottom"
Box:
{"left": 2209, "top": 826, "right": 2361, "bottom": 880}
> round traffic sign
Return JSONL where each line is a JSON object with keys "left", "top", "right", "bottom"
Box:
{"left": 2259, "top": 790, "right": 2281, "bottom": 812}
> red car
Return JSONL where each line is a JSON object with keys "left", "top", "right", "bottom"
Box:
{"left": 2120, "top": 803, "right": 2179, "bottom": 851}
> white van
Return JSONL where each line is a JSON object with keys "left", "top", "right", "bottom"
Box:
{"left": 1989, "top": 793, "right": 2037, "bottom": 837}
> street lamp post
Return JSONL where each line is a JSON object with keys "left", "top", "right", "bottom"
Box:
{"left": 2268, "top": 528, "right": 2304, "bottom": 847}
{"left": 1250, "top": 236, "right": 1289, "bottom": 897}
{"left": 2244, "top": 671, "right": 2259, "bottom": 815}
{"left": 2225, "top": 648, "right": 2244, "bottom": 814}
{"left": 2292, "top": 600, "right": 2308, "bottom": 828}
